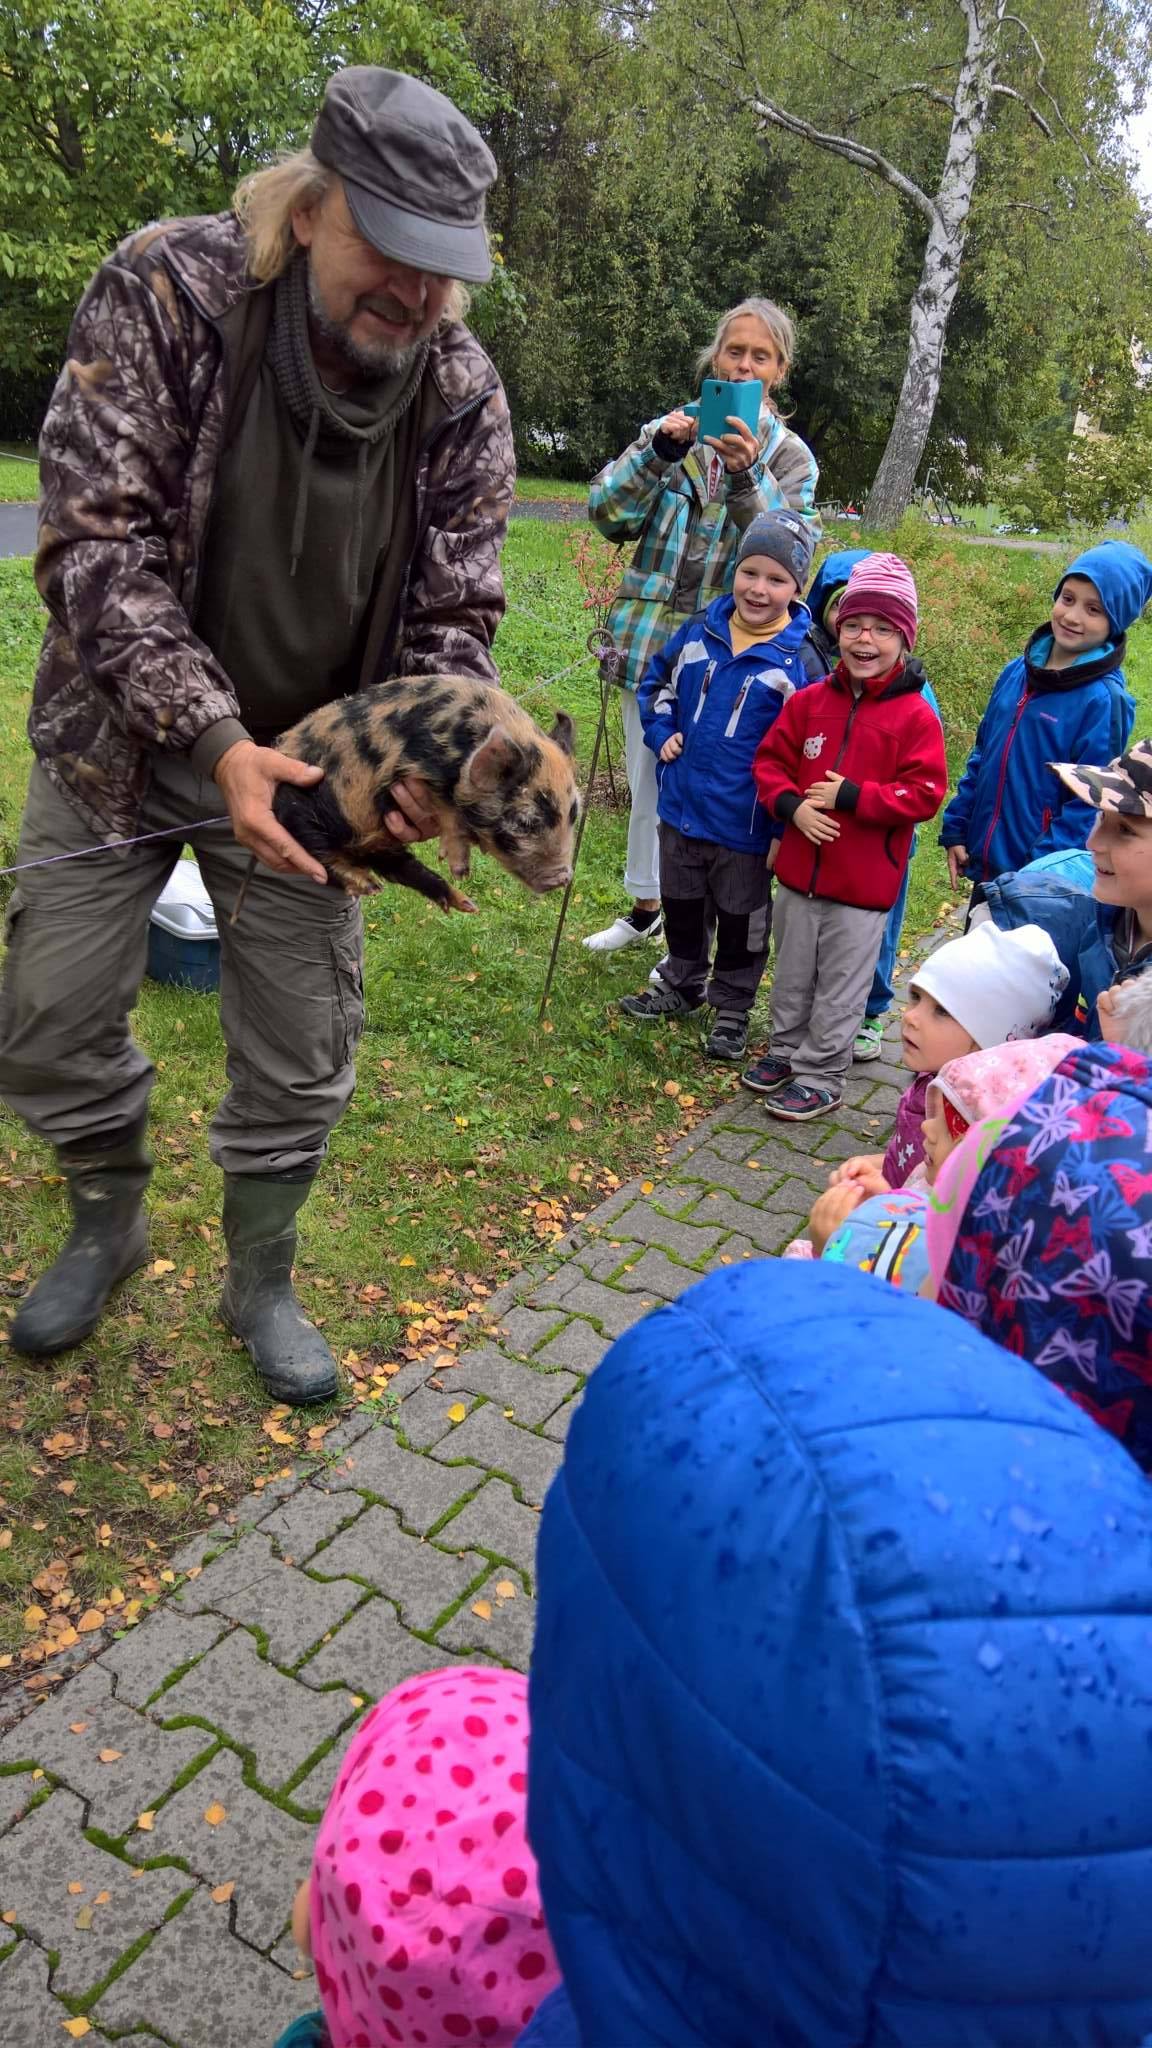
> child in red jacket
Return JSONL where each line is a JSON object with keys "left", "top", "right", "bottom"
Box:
{"left": 744, "top": 554, "right": 947, "bottom": 1119}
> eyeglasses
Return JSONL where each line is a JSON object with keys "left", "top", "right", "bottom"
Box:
{"left": 839, "top": 618, "right": 900, "bottom": 640}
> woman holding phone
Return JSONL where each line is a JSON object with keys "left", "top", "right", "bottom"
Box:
{"left": 582, "top": 298, "right": 820, "bottom": 955}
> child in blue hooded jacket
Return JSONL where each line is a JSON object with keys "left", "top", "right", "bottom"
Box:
{"left": 940, "top": 540, "right": 1151, "bottom": 890}
{"left": 618, "top": 509, "right": 813, "bottom": 1062}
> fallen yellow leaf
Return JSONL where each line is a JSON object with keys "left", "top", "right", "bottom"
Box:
{"left": 1, "top": 1910, "right": 16, "bottom": 1924}
{"left": 22, "top": 1605, "right": 47, "bottom": 1631}
{"left": 211, "top": 1881, "right": 235, "bottom": 1904}
{"left": 68, "top": 1881, "right": 85, "bottom": 1895}
{"left": 74, "top": 1905, "right": 94, "bottom": 1930}
{"left": 150, "top": 1258, "right": 176, "bottom": 1276}
{"left": 61, "top": 2022, "right": 92, "bottom": 2039}
{"left": 641, "top": 1181, "right": 654, "bottom": 1195}
{"left": 470, "top": 1599, "right": 492, "bottom": 1621}
{"left": 494, "top": 1580, "right": 518, "bottom": 1600}
{"left": 397, "top": 1253, "right": 416, "bottom": 1267}
{"left": 75, "top": 1610, "right": 104, "bottom": 1634}
{"left": 203, "top": 1802, "right": 227, "bottom": 1826}
{"left": 662, "top": 1080, "right": 681, "bottom": 1097}
{"left": 446, "top": 1402, "right": 467, "bottom": 1424}
{"left": 135, "top": 1811, "right": 156, "bottom": 1832}
{"left": 97, "top": 1750, "right": 123, "bottom": 1765}
{"left": 93, "top": 1891, "right": 111, "bottom": 1906}
{"left": 68, "top": 1723, "right": 89, "bottom": 1736}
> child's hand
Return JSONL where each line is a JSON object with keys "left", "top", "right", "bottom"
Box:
{"left": 659, "top": 733, "right": 684, "bottom": 763}
{"left": 804, "top": 771, "right": 845, "bottom": 811}
{"left": 829, "top": 1151, "right": 887, "bottom": 1190}
{"left": 703, "top": 415, "right": 760, "bottom": 473}
{"left": 765, "top": 840, "right": 779, "bottom": 873}
{"left": 809, "top": 1182, "right": 866, "bottom": 1257}
{"left": 946, "top": 845, "right": 969, "bottom": 891}
{"left": 1097, "top": 983, "right": 1123, "bottom": 1043}
{"left": 792, "top": 798, "right": 840, "bottom": 844}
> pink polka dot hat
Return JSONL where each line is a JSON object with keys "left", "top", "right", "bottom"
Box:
{"left": 309, "top": 1666, "right": 559, "bottom": 2047}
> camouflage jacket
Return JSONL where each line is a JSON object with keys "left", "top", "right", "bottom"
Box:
{"left": 30, "top": 212, "right": 516, "bottom": 840}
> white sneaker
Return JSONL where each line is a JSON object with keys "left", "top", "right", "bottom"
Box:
{"left": 582, "top": 914, "right": 663, "bottom": 954}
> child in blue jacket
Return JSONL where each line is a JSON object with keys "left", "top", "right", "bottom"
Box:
{"left": 940, "top": 539, "right": 1151, "bottom": 890}
{"left": 617, "top": 509, "right": 814, "bottom": 1062}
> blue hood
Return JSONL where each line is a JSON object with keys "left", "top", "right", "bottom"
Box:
{"left": 528, "top": 1261, "right": 1152, "bottom": 2047}
{"left": 805, "top": 547, "right": 871, "bottom": 629}
{"left": 1058, "top": 540, "right": 1152, "bottom": 637}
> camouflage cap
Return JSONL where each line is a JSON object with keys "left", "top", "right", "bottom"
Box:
{"left": 1050, "top": 739, "right": 1152, "bottom": 817}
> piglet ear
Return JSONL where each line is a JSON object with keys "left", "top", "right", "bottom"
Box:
{"left": 549, "top": 711, "right": 576, "bottom": 756}
{"left": 465, "top": 724, "right": 528, "bottom": 792}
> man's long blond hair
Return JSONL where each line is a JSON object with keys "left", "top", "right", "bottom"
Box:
{"left": 233, "top": 147, "right": 470, "bottom": 321}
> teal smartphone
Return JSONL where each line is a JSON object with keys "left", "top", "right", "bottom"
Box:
{"left": 688, "top": 378, "right": 762, "bottom": 445}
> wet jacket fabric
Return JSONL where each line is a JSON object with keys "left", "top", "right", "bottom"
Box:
{"left": 30, "top": 211, "right": 514, "bottom": 840}
{"left": 939, "top": 627, "right": 1134, "bottom": 885}
{"left": 637, "top": 593, "right": 811, "bottom": 854}
{"left": 754, "top": 659, "right": 947, "bottom": 910}
{"left": 981, "top": 871, "right": 1152, "bottom": 1037}
{"left": 587, "top": 404, "right": 819, "bottom": 693}
{"left": 524, "top": 1259, "right": 1152, "bottom": 2048}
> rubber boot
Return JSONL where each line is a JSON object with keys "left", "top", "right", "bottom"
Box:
{"left": 219, "top": 1173, "right": 338, "bottom": 1406}
{"left": 10, "top": 1124, "right": 151, "bottom": 1355}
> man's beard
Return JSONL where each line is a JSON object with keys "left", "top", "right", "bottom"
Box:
{"left": 306, "top": 262, "right": 424, "bottom": 377}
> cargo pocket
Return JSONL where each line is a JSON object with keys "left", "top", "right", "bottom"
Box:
{"left": 330, "top": 922, "right": 365, "bottom": 1071}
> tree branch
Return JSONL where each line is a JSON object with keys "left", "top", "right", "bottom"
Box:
{"left": 999, "top": 13, "right": 1095, "bottom": 171}
{"left": 750, "top": 95, "right": 939, "bottom": 225}
{"left": 845, "top": 82, "right": 957, "bottom": 129}
{"left": 989, "top": 81, "right": 1052, "bottom": 139}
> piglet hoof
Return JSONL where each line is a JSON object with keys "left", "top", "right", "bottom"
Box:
{"left": 445, "top": 887, "right": 480, "bottom": 914}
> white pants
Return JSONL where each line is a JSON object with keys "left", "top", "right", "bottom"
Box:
{"left": 620, "top": 689, "right": 660, "bottom": 901}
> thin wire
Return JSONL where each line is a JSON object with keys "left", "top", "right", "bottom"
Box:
{"left": 0, "top": 816, "right": 230, "bottom": 880}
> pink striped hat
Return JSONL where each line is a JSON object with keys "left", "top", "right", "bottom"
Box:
{"left": 837, "top": 552, "right": 919, "bottom": 650}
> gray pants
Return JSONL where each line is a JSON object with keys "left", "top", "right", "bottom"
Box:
{"left": 768, "top": 884, "right": 887, "bottom": 1089}
{"left": 0, "top": 760, "right": 364, "bottom": 1176}
{"left": 655, "top": 823, "right": 772, "bottom": 1017}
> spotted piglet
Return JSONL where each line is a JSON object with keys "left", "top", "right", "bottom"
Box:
{"left": 271, "top": 675, "right": 579, "bottom": 911}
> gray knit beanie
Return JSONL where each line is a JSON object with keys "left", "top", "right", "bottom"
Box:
{"left": 735, "top": 509, "right": 815, "bottom": 591}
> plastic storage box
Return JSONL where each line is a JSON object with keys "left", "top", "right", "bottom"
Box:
{"left": 147, "top": 859, "right": 220, "bottom": 993}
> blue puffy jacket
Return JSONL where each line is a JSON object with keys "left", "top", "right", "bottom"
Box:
{"left": 638, "top": 593, "right": 810, "bottom": 854}
{"left": 524, "top": 1261, "right": 1152, "bottom": 2048}
{"left": 980, "top": 869, "right": 1151, "bottom": 1035}
{"left": 800, "top": 547, "right": 872, "bottom": 676}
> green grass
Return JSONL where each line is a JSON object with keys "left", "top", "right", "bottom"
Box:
{"left": 0, "top": 515, "right": 1148, "bottom": 1671}
{"left": 513, "top": 476, "right": 588, "bottom": 501}
{"left": 0, "top": 455, "right": 37, "bottom": 505}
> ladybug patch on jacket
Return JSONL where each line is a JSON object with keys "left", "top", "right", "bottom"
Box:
{"left": 803, "top": 733, "right": 826, "bottom": 760}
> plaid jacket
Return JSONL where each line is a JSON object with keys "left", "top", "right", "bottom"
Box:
{"left": 588, "top": 407, "right": 819, "bottom": 692}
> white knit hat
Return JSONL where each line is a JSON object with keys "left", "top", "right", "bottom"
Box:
{"left": 911, "top": 922, "right": 1069, "bottom": 1048}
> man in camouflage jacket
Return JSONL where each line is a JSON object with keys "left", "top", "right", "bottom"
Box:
{"left": 0, "top": 68, "right": 515, "bottom": 1404}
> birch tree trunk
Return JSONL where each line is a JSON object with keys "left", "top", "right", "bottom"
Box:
{"left": 863, "top": 0, "right": 1000, "bottom": 527}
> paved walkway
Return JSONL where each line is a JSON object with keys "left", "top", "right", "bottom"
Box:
{"left": 0, "top": 1031, "right": 906, "bottom": 2044}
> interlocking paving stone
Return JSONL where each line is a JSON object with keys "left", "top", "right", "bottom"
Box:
{"left": 573, "top": 1235, "right": 642, "bottom": 1281}
{"left": 705, "top": 1134, "right": 831, "bottom": 1188}
{"left": 0, "top": 1664, "right": 212, "bottom": 1837}
{"left": 155, "top": 1629, "right": 353, "bottom": 1787}
{"left": 708, "top": 1234, "right": 774, "bottom": 1267}
{"left": 0, "top": 1770, "right": 37, "bottom": 1834}
{"left": 93, "top": 1887, "right": 316, "bottom": 2046}
{"left": 436, "top": 1570, "right": 536, "bottom": 1672}
{"left": 529, "top": 1269, "right": 653, "bottom": 1338}
{"left": 444, "top": 1346, "right": 578, "bottom": 1425}
{"left": 285, "top": 1721, "right": 364, "bottom": 1816}
{"left": 309, "top": 1505, "right": 487, "bottom": 1629}
{"left": 126, "top": 1749, "right": 312, "bottom": 1951}
{"left": 536, "top": 1319, "right": 608, "bottom": 1372}
{"left": 611, "top": 1246, "right": 699, "bottom": 1300}
{"left": 1, "top": 1941, "right": 89, "bottom": 2048}
{"left": 813, "top": 1127, "right": 876, "bottom": 1162}
{"left": 670, "top": 1147, "right": 778, "bottom": 1205}
{"left": 297, "top": 1598, "right": 465, "bottom": 1700}
{"left": 431, "top": 1405, "right": 564, "bottom": 1506}
{"left": 0, "top": 1787, "right": 187, "bottom": 1997}
{"left": 603, "top": 1202, "right": 725, "bottom": 1260}
{"left": 541, "top": 1395, "right": 583, "bottom": 1445}
{"left": 321, "top": 1425, "right": 478, "bottom": 1528}
{"left": 256, "top": 1483, "right": 365, "bottom": 1561}
{"left": 390, "top": 1380, "right": 470, "bottom": 1449}
{"left": 98, "top": 1609, "right": 226, "bottom": 1709}
{"left": 433, "top": 1478, "right": 542, "bottom": 1578}
{"left": 176, "top": 1533, "right": 364, "bottom": 1667}
{"left": 685, "top": 1187, "right": 800, "bottom": 1253}
{"left": 490, "top": 1304, "right": 566, "bottom": 1354}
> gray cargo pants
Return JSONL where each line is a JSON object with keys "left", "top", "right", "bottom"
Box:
{"left": 768, "top": 884, "right": 887, "bottom": 1090}
{"left": 654, "top": 823, "right": 773, "bottom": 1017}
{"left": 0, "top": 760, "right": 365, "bottom": 1176}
